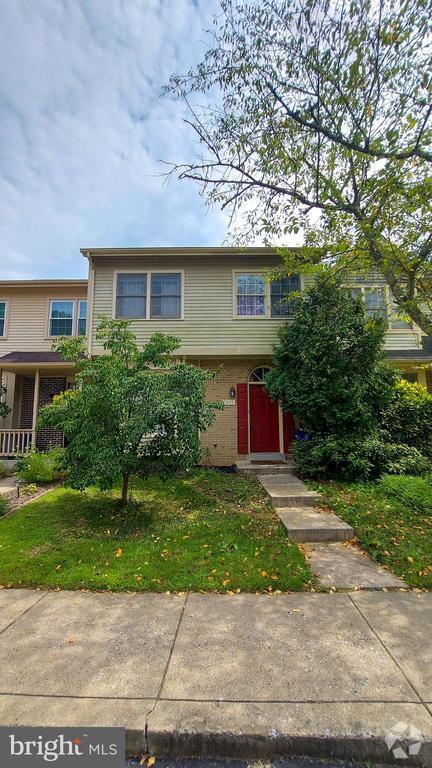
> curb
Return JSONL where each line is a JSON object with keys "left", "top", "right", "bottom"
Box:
{"left": 144, "top": 702, "right": 432, "bottom": 766}
{"left": 145, "top": 728, "right": 432, "bottom": 766}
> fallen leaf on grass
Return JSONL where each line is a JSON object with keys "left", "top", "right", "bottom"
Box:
{"left": 115, "top": 548, "right": 123, "bottom": 558}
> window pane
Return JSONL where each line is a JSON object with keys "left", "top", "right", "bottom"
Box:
{"left": 270, "top": 276, "right": 299, "bottom": 316}
{"left": 51, "top": 301, "right": 73, "bottom": 319}
{"left": 78, "top": 318, "right": 87, "bottom": 335}
{"left": 50, "top": 318, "right": 73, "bottom": 336}
{"left": 236, "top": 274, "right": 265, "bottom": 295}
{"left": 116, "top": 296, "right": 146, "bottom": 319}
{"left": 117, "top": 274, "right": 146, "bottom": 297}
{"left": 0, "top": 319, "right": 3, "bottom": 337}
{"left": 249, "top": 367, "right": 271, "bottom": 382}
{"left": 151, "top": 296, "right": 181, "bottom": 319}
{"left": 79, "top": 300, "right": 87, "bottom": 318}
{"left": 364, "top": 288, "right": 386, "bottom": 319}
{"left": 237, "top": 295, "right": 265, "bottom": 316}
{"left": 271, "top": 295, "right": 296, "bottom": 317}
{"left": 0, "top": 302, "right": 5, "bottom": 319}
{"left": 151, "top": 273, "right": 181, "bottom": 297}
{"left": 50, "top": 301, "right": 73, "bottom": 336}
{"left": 270, "top": 276, "right": 300, "bottom": 295}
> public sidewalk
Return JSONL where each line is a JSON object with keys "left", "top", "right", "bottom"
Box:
{"left": 0, "top": 589, "right": 431, "bottom": 764}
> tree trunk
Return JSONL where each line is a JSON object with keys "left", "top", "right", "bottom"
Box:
{"left": 121, "top": 473, "right": 129, "bottom": 505}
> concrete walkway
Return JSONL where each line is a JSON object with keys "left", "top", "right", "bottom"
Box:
{"left": 0, "top": 589, "right": 431, "bottom": 764}
{"left": 252, "top": 469, "right": 406, "bottom": 590}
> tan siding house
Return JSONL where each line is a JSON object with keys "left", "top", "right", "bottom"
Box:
{"left": 0, "top": 280, "right": 88, "bottom": 454}
{"left": 0, "top": 248, "right": 430, "bottom": 463}
{"left": 82, "top": 247, "right": 432, "bottom": 466}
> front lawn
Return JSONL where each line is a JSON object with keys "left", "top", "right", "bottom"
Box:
{"left": 0, "top": 469, "right": 312, "bottom": 593}
{"left": 313, "top": 475, "right": 432, "bottom": 589}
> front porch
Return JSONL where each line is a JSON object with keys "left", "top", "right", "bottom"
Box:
{"left": 0, "top": 352, "right": 75, "bottom": 457}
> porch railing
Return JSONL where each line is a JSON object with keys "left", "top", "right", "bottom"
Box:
{"left": 0, "top": 430, "right": 33, "bottom": 457}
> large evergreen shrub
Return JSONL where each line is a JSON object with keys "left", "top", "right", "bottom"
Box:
{"left": 265, "top": 276, "right": 397, "bottom": 437}
{"left": 266, "top": 276, "right": 430, "bottom": 479}
{"left": 381, "top": 379, "right": 432, "bottom": 459}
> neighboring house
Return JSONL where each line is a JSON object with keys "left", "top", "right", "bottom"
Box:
{"left": 0, "top": 279, "right": 88, "bottom": 456}
{"left": 0, "top": 248, "right": 431, "bottom": 463}
{"left": 82, "top": 247, "right": 432, "bottom": 466}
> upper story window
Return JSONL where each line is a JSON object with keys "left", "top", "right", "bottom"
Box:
{"left": 352, "top": 286, "right": 412, "bottom": 329}
{"left": 78, "top": 300, "right": 87, "bottom": 335}
{"left": 116, "top": 274, "right": 147, "bottom": 319}
{"left": 270, "top": 276, "right": 300, "bottom": 317}
{"left": 235, "top": 272, "right": 300, "bottom": 318}
{"left": 115, "top": 272, "right": 183, "bottom": 320}
{"left": 0, "top": 301, "right": 6, "bottom": 337}
{"left": 364, "top": 287, "right": 387, "bottom": 320}
{"left": 49, "top": 300, "right": 74, "bottom": 336}
{"left": 236, "top": 273, "right": 266, "bottom": 317}
{"left": 49, "top": 299, "right": 87, "bottom": 337}
{"left": 150, "top": 273, "right": 181, "bottom": 319}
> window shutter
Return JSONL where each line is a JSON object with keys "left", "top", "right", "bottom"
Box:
{"left": 237, "top": 383, "right": 248, "bottom": 454}
{"left": 283, "top": 411, "right": 295, "bottom": 453}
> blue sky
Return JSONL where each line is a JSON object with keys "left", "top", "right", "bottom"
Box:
{"left": 0, "top": 0, "right": 227, "bottom": 279}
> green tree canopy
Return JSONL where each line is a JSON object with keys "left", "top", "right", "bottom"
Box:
{"left": 168, "top": 0, "right": 432, "bottom": 334}
{"left": 39, "top": 318, "right": 220, "bottom": 503}
{"left": 265, "top": 276, "right": 398, "bottom": 436}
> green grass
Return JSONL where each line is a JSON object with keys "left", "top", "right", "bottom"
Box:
{"left": 312, "top": 475, "right": 432, "bottom": 589}
{"left": 0, "top": 469, "right": 312, "bottom": 593}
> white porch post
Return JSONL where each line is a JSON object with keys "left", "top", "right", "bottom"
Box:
{"left": 31, "top": 368, "right": 40, "bottom": 450}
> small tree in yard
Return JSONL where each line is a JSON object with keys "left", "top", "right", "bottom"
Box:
{"left": 265, "top": 276, "right": 397, "bottom": 437}
{"left": 39, "top": 318, "right": 220, "bottom": 504}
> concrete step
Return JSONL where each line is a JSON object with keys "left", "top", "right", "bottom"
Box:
{"left": 306, "top": 542, "right": 407, "bottom": 590}
{"left": 277, "top": 507, "right": 354, "bottom": 542}
{"left": 236, "top": 460, "right": 294, "bottom": 476}
{"left": 247, "top": 452, "right": 286, "bottom": 462}
{"left": 258, "top": 473, "right": 322, "bottom": 507}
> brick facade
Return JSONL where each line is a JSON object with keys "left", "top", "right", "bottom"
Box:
{"left": 20, "top": 377, "right": 35, "bottom": 429}
{"left": 199, "top": 359, "right": 272, "bottom": 466}
{"left": 19, "top": 376, "right": 65, "bottom": 451}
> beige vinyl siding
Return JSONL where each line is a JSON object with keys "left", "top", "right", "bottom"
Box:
{"left": 90, "top": 254, "right": 423, "bottom": 357}
{"left": 0, "top": 285, "right": 88, "bottom": 356}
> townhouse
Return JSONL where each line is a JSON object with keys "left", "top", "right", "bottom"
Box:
{"left": 1, "top": 247, "right": 431, "bottom": 465}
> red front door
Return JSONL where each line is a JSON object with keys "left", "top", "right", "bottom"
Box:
{"left": 249, "top": 384, "right": 280, "bottom": 452}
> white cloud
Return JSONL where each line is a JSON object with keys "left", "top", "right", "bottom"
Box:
{"left": 0, "top": 0, "right": 226, "bottom": 278}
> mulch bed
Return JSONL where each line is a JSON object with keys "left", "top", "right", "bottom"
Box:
{"left": 0, "top": 482, "right": 60, "bottom": 517}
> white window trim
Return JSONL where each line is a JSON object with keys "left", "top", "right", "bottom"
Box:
{"left": 0, "top": 298, "right": 9, "bottom": 339}
{"left": 77, "top": 299, "right": 87, "bottom": 335}
{"left": 232, "top": 270, "right": 303, "bottom": 320}
{"left": 112, "top": 269, "right": 185, "bottom": 321}
{"left": 47, "top": 298, "right": 86, "bottom": 338}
